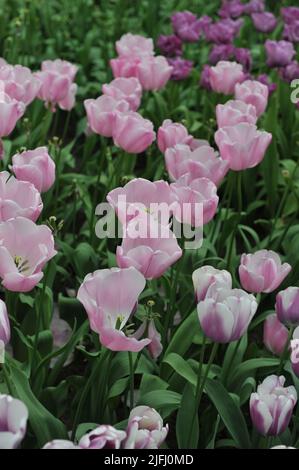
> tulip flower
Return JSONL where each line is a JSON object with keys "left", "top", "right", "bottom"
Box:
{"left": 115, "top": 33, "right": 154, "bottom": 58}
{"left": 170, "top": 174, "right": 219, "bottom": 226}
{"left": 84, "top": 95, "right": 129, "bottom": 137}
{"left": 0, "top": 64, "right": 41, "bottom": 105}
{"left": 110, "top": 57, "right": 140, "bottom": 79}
{"left": 197, "top": 286, "right": 257, "bottom": 343}
{"left": 43, "top": 440, "right": 80, "bottom": 449}
{"left": 244, "top": 0, "right": 265, "bottom": 14}
{"left": 209, "top": 44, "right": 235, "bottom": 65}
{"left": 214, "top": 123, "right": 272, "bottom": 171}
{"left": 79, "top": 425, "right": 127, "bottom": 449}
{"left": 0, "top": 217, "right": 57, "bottom": 292}
{"left": 216, "top": 100, "right": 257, "bottom": 128}
{"left": 0, "top": 394, "right": 28, "bottom": 449}
{"left": 250, "top": 375, "right": 297, "bottom": 436}
{"left": 239, "top": 250, "right": 291, "bottom": 294}
{"left": 234, "top": 48, "right": 252, "bottom": 73}
{"left": 107, "top": 177, "right": 173, "bottom": 225}
{"left": 124, "top": 406, "right": 168, "bottom": 449}
{"left": 0, "top": 299, "right": 10, "bottom": 345}
{"left": 209, "top": 61, "right": 245, "bottom": 95}
{"left": 136, "top": 56, "right": 173, "bottom": 91}
{"left": 12, "top": 146, "right": 55, "bottom": 193}
{"left": 234, "top": 80, "right": 269, "bottom": 117}
{"left": 157, "top": 119, "right": 192, "bottom": 153}
{"left": 113, "top": 112, "right": 155, "bottom": 154}
{"left": 171, "top": 11, "right": 204, "bottom": 42}
{"left": 102, "top": 77, "right": 142, "bottom": 111}
{"left": 192, "top": 265, "right": 232, "bottom": 302}
{"left": 276, "top": 287, "right": 299, "bottom": 326}
{"left": 116, "top": 215, "right": 182, "bottom": 279}
{"left": 251, "top": 12, "right": 277, "bottom": 33}
{"left": 157, "top": 35, "right": 182, "bottom": 57}
{"left": 281, "top": 7, "right": 299, "bottom": 24}
{"left": 291, "top": 326, "right": 299, "bottom": 377}
{"left": 0, "top": 92, "right": 24, "bottom": 158}
{"left": 263, "top": 314, "right": 289, "bottom": 356}
{"left": 77, "top": 267, "right": 151, "bottom": 352}
{"left": 0, "top": 171, "right": 42, "bottom": 222}
{"left": 265, "top": 40, "right": 295, "bottom": 68}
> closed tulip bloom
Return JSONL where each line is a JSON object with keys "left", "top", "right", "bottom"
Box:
{"left": 148, "top": 320, "right": 162, "bottom": 359}
{"left": 124, "top": 406, "right": 168, "bottom": 449}
{"left": 41, "top": 59, "right": 77, "bottom": 81}
{"left": 265, "top": 40, "right": 295, "bottom": 68}
{"left": 107, "top": 178, "right": 173, "bottom": 225}
{"left": 0, "top": 93, "right": 24, "bottom": 138}
{"left": 136, "top": 56, "right": 173, "bottom": 91}
{"left": 244, "top": 0, "right": 265, "bottom": 14}
{"left": 157, "top": 119, "right": 192, "bottom": 153}
{"left": 234, "top": 48, "right": 252, "bottom": 73}
{"left": 0, "top": 64, "right": 41, "bottom": 105}
{"left": 157, "top": 34, "right": 182, "bottom": 57}
{"left": 115, "top": 33, "right": 154, "bottom": 58}
{"left": 251, "top": 12, "right": 277, "bottom": 33}
{"left": 209, "top": 44, "right": 235, "bottom": 65}
{"left": 102, "top": 77, "right": 142, "bottom": 111}
{"left": 165, "top": 143, "right": 229, "bottom": 186}
{"left": 214, "top": 123, "right": 272, "bottom": 171}
{"left": 110, "top": 57, "right": 140, "bottom": 79}
{"left": 281, "top": 7, "right": 299, "bottom": 24}
{"left": 235, "top": 80, "right": 269, "bottom": 117}
{"left": 170, "top": 174, "right": 219, "bottom": 226}
{"left": 200, "top": 65, "right": 212, "bottom": 91}
{"left": 283, "top": 22, "right": 299, "bottom": 43}
{"left": 263, "top": 314, "right": 289, "bottom": 356}
{"left": 58, "top": 82, "right": 77, "bottom": 111}
{"left": 0, "top": 300, "right": 10, "bottom": 345}
{"left": 192, "top": 266, "right": 232, "bottom": 302}
{"left": 250, "top": 375, "right": 297, "bottom": 436}
{"left": 84, "top": 95, "right": 129, "bottom": 137}
{"left": 209, "top": 61, "right": 245, "bottom": 95}
{"left": 291, "top": 326, "right": 299, "bottom": 377}
{"left": 43, "top": 440, "right": 80, "bottom": 449}
{"left": 0, "top": 394, "right": 28, "bottom": 449}
{"left": 239, "top": 250, "right": 291, "bottom": 294}
{"left": 77, "top": 267, "right": 151, "bottom": 352}
{"left": 79, "top": 425, "right": 127, "bottom": 449}
{"left": 216, "top": 100, "right": 257, "bottom": 128}
{"left": 171, "top": 11, "right": 206, "bottom": 42}
{"left": 167, "top": 57, "right": 193, "bottom": 81}
{"left": 113, "top": 112, "right": 155, "bottom": 154}
{"left": 0, "top": 217, "right": 57, "bottom": 292}
{"left": 12, "top": 146, "right": 55, "bottom": 193}
{"left": 116, "top": 215, "right": 182, "bottom": 279}
{"left": 197, "top": 287, "right": 258, "bottom": 343}
{"left": 276, "top": 287, "right": 299, "bottom": 326}
{"left": 0, "top": 171, "right": 42, "bottom": 222}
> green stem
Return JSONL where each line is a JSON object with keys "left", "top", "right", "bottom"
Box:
{"left": 220, "top": 338, "right": 241, "bottom": 386}
{"left": 237, "top": 172, "right": 242, "bottom": 214}
{"left": 128, "top": 351, "right": 134, "bottom": 410}
{"left": 277, "top": 326, "right": 295, "bottom": 375}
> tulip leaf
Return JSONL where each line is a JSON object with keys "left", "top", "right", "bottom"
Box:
{"left": 176, "top": 382, "right": 199, "bottom": 449}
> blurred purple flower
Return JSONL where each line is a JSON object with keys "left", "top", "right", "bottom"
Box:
{"left": 157, "top": 35, "right": 182, "bottom": 57}
{"left": 200, "top": 65, "right": 212, "bottom": 90}
{"left": 265, "top": 40, "right": 295, "bottom": 68}
{"left": 244, "top": 0, "right": 265, "bottom": 14}
{"left": 209, "top": 44, "right": 235, "bottom": 64}
{"left": 219, "top": 0, "right": 245, "bottom": 19}
{"left": 205, "top": 19, "right": 243, "bottom": 44}
{"left": 283, "top": 21, "right": 299, "bottom": 43}
{"left": 171, "top": 11, "right": 202, "bottom": 42}
{"left": 280, "top": 61, "right": 299, "bottom": 83}
{"left": 257, "top": 74, "right": 277, "bottom": 95}
{"left": 281, "top": 7, "right": 299, "bottom": 24}
{"left": 251, "top": 12, "right": 277, "bottom": 33}
{"left": 167, "top": 57, "right": 193, "bottom": 81}
{"left": 234, "top": 47, "right": 252, "bottom": 72}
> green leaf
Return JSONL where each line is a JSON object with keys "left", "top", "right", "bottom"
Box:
{"left": 176, "top": 383, "right": 199, "bottom": 449}
{"left": 204, "top": 378, "right": 251, "bottom": 449}
{"left": 163, "top": 353, "right": 197, "bottom": 387}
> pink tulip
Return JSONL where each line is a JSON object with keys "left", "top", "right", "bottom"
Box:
{"left": 263, "top": 314, "right": 289, "bottom": 356}
{"left": 79, "top": 425, "right": 127, "bottom": 449}
{"left": 113, "top": 112, "right": 155, "bottom": 154}
{"left": 43, "top": 440, "right": 80, "bottom": 449}
{"left": 116, "top": 215, "right": 182, "bottom": 279}
{"left": 0, "top": 300, "right": 10, "bottom": 345}
{"left": 250, "top": 375, "right": 297, "bottom": 436}
{"left": 214, "top": 123, "right": 272, "bottom": 171}
{"left": 0, "top": 171, "right": 42, "bottom": 222}
{"left": 239, "top": 250, "right": 291, "bottom": 294}
{"left": 209, "top": 61, "right": 245, "bottom": 95}
{"left": 0, "top": 394, "right": 28, "bottom": 449}
{"left": 116, "top": 33, "right": 154, "bottom": 58}
{"left": 124, "top": 406, "right": 168, "bottom": 449}
{"left": 192, "top": 265, "right": 232, "bottom": 302}
{"left": 102, "top": 77, "right": 142, "bottom": 111}
{"left": 36, "top": 59, "right": 77, "bottom": 111}
{"left": 12, "top": 146, "right": 55, "bottom": 193}
{"left": 110, "top": 57, "right": 140, "bottom": 79}
{"left": 136, "top": 56, "right": 173, "bottom": 91}
{"left": 291, "top": 326, "right": 299, "bottom": 377}
{"left": 148, "top": 320, "right": 163, "bottom": 359}
{"left": 77, "top": 267, "right": 151, "bottom": 352}
{"left": 170, "top": 174, "right": 219, "bottom": 226}
{"left": 198, "top": 286, "right": 258, "bottom": 343}
{"left": 216, "top": 100, "right": 257, "bottom": 128}
{"left": 165, "top": 143, "right": 229, "bottom": 186}
{"left": 235, "top": 80, "right": 269, "bottom": 116}
{"left": 0, "top": 64, "right": 41, "bottom": 105}
{"left": 0, "top": 93, "right": 24, "bottom": 139}
{"left": 276, "top": 287, "right": 299, "bottom": 326}
{"left": 107, "top": 177, "right": 173, "bottom": 225}
{"left": 0, "top": 217, "right": 57, "bottom": 292}
{"left": 157, "top": 119, "right": 192, "bottom": 153}
{"left": 84, "top": 95, "right": 129, "bottom": 137}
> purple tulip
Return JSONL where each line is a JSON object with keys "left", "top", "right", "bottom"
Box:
{"left": 276, "top": 287, "right": 299, "bottom": 326}
{"left": 250, "top": 375, "right": 297, "bottom": 436}
{"left": 265, "top": 40, "right": 295, "bottom": 68}
{"left": 209, "top": 44, "right": 235, "bottom": 65}
{"left": 263, "top": 314, "right": 289, "bottom": 356}
{"left": 156, "top": 34, "right": 182, "bottom": 57}
{"left": 234, "top": 48, "right": 252, "bottom": 72}
{"left": 251, "top": 12, "right": 277, "bottom": 33}
{"left": 257, "top": 74, "right": 277, "bottom": 95}
{"left": 280, "top": 61, "right": 299, "bottom": 83}
{"left": 79, "top": 425, "right": 127, "bottom": 449}
{"left": 283, "top": 21, "right": 299, "bottom": 44}
{"left": 171, "top": 11, "right": 203, "bottom": 42}
{"left": 219, "top": 0, "right": 245, "bottom": 19}
{"left": 199, "top": 65, "right": 212, "bottom": 90}
{"left": 244, "top": 0, "right": 265, "bottom": 14}
{"left": 205, "top": 19, "right": 242, "bottom": 44}
{"left": 281, "top": 7, "right": 299, "bottom": 24}
{"left": 167, "top": 57, "right": 193, "bottom": 81}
